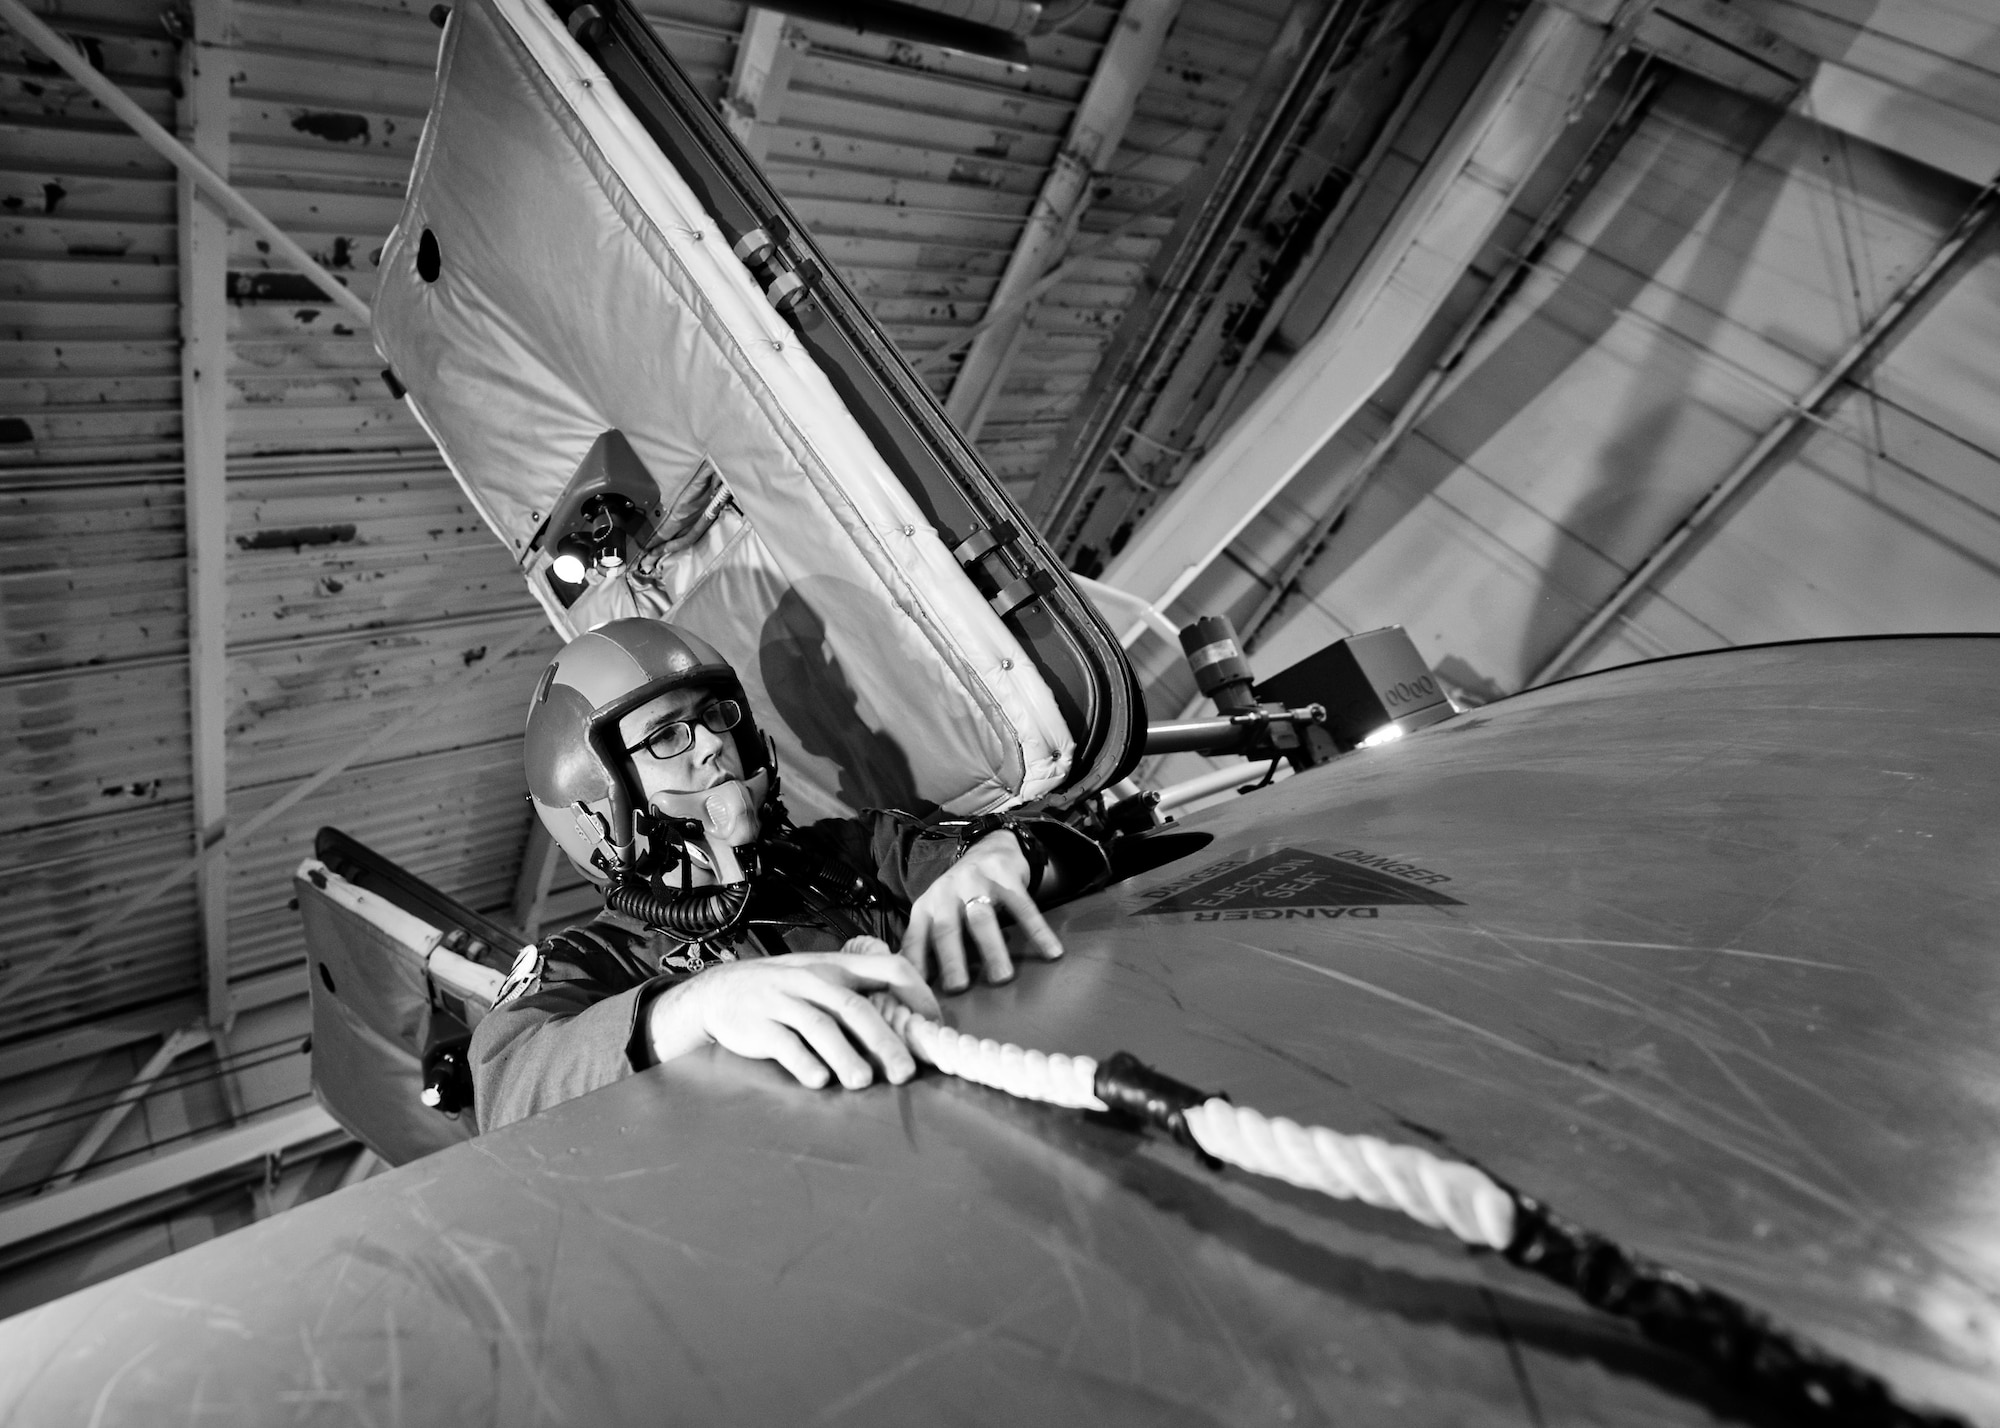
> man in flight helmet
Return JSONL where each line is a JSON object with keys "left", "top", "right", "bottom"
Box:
{"left": 471, "top": 617, "right": 1106, "bottom": 1130}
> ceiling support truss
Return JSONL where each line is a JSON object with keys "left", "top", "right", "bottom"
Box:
{"left": 180, "top": 0, "right": 233, "bottom": 1031}
{"left": 1240, "top": 55, "right": 1665, "bottom": 651}
{"left": 0, "top": 967, "right": 306, "bottom": 1087}
{"left": 0, "top": 1105, "right": 343, "bottom": 1258}
{"left": 722, "top": 7, "right": 801, "bottom": 164}
{"left": 1529, "top": 178, "right": 2000, "bottom": 686}
{"left": 1548, "top": 0, "right": 1812, "bottom": 109}
{"left": 1034, "top": 0, "right": 1449, "bottom": 551}
{"left": 511, "top": 818, "right": 563, "bottom": 942}
{"left": 943, "top": 0, "right": 1186, "bottom": 440}
{"left": 1069, "top": 0, "right": 1825, "bottom": 614}
{"left": 334, "top": 1148, "right": 381, "bottom": 1192}
{"left": 1099, "top": 0, "right": 1611, "bottom": 613}
{"left": 40, "top": 1024, "right": 212, "bottom": 1195}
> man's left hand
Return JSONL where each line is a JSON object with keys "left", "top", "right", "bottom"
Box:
{"left": 900, "top": 831, "right": 1064, "bottom": 993}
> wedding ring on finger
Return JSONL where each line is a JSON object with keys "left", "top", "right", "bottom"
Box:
{"left": 963, "top": 894, "right": 996, "bottom": 914}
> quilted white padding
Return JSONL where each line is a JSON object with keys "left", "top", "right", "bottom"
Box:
{"left": 374, "top": 0, "right": 1072, "bottom": 818}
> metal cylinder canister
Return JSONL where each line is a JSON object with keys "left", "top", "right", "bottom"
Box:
{"left": 1179, "top": 616, "right": 1257, "bottom": 713}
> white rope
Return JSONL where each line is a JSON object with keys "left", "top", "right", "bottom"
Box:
{"left": 874, "top": 998, "right": 1106, "bottom": 1110}
{"left": 1181, "top": 1099, "right": 1514, "bottom": 1249}
{"left": 872, "top": 997, "right": 1516, "bottom": 1251}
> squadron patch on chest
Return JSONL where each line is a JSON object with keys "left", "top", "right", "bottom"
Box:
{"left": 493, "top": 943, "right": 546, "bottom": 1007}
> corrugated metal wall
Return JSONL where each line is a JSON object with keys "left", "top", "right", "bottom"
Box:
{"left": 752, "top": 0, "right": 1286, "bottom": 490}
{"left": 0, "top": 0, "right": 1293, "bottom": 1053}
{"left": 1, "top": 0, "right": 557, "bottom": 1051}
{"left": 0, "top": 13, "right": 1313, "bottom": 1312}
{"left": 0, "top": 0, "right": 1293, "bottom": 1298}
{"left": 4, "top": 4, "right": 208, "bottom": 1041}
{"left": 7, "top": 0, "right": 1988, "bottom": 1047}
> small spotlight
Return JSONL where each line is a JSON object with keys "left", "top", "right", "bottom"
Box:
{"left": 551, "top": 533, "right": 593, "bottom": 585}
{"left": 1358, "top": 722, "right": 1404, "bottom": 748}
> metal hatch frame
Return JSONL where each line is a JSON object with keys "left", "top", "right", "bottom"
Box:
{"left": 547, "top": 0, "right": 1145, "bottom": 805}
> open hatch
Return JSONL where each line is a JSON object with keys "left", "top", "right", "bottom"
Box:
{"left": 373, "top": 0, "right": 1145, "bottom": 823}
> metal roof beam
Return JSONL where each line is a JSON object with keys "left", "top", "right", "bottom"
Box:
{"left": 334, "top": 1148, "right": 382, "bottom": 1192}
{"left": 179, "top": 0, "right": 233, "bottom": 1030}
{"left": 0, "top": 967, "right": 305, "bottom": 1086}
{"left": 1028, "top": 0, "right": 1430, "bottom": 536}
{"left": 510, "top": 817, "right": 562, "bottom": 941}
{"left": 1796, "top": 61, "right": 2000, "bottom": 187}
{"left": 1240, "top": 57, "right": 1666, "bottom": 651}
{"left": 0, "top": 0, "right": 369, "bottom": 327}
{"left": 40, "top": 1024, "right": 212, "bottom": 1195}
{"left": 722, "top": 7, "right": 802, "bottom": 164}
{"left": 0, "top": 1104, "right": 342, "bottom": 1256}
{"left": 1551, "top": 0, "right": 1997, "bottom": 181}
{"left": 1529, "top": 180, "right": 2000, "bottom": 686}
{"left": 912, "top": 176, "right": 1195, "bottom": 380}
{"left": 1099, "top": 1, "right": 1611, "bottom": 614}
{"left": 944, "top": 0, "right": 1185, "bottom": 439}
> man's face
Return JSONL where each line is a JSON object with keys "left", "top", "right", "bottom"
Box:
{"left": 617, "top": 685, "right": 746, "bottom": 805}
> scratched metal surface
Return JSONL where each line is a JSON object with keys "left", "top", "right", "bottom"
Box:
{"left": 1, "top": 636, "right": 1996, "bottom": 1426}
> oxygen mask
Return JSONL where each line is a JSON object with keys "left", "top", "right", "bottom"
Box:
{"left": 647, "top": 769, "right": 770, "bottom": 886}
{"left": 694, "top": 778, "right": 759, "bottom": 884}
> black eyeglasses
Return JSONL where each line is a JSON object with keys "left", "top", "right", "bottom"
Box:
{"left": 627, "top": 698, "right": 743, "bottom": 760}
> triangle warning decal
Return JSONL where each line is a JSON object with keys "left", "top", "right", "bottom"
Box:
{"left": 1136, "top": 848, "right": 1462, "bottom": 916}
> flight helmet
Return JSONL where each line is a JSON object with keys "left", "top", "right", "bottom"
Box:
{"left": 525, "top": 618, "right": 774, "bottom": 882}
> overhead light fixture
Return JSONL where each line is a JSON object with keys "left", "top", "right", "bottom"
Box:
{"left": 550, "top": 535, "right": 592, "bottom": 586}
{"left": 528, "top": 430, "right": 669, "bottom": 606}
{"left": 587, "top": 495, "right": 630, "bottom": 570}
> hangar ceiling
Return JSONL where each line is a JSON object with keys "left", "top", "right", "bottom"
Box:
{"left": 0, "top": 0, "right": 1995, "bottom": 1305}
{"left": 1096, "top": 0, "right": 2000, "bottom": 753}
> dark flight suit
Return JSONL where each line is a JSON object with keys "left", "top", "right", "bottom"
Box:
{"left": 470, "top": 811, "right": 1102, "bottom": 1131}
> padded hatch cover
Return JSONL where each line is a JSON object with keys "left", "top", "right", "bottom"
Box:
{"left": 373, "top": 0, "right": 1070, "bottom": 819}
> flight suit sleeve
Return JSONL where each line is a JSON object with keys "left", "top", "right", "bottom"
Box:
{"left": 468, "top": 935, "right": 680, "bottom": 1133}
{"left": 787, "top": 808, "right": 962, "bottom": 909}
{"left": 795, "top": 809, "right": 1109, "bottom": 908}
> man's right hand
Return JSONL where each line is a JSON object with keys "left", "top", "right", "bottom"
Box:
{"left": 646, "top": 945, "right": 939, "bottom": 1091}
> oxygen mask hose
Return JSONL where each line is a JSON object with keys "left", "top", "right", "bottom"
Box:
{"left": 604, "top": 778, "right": 762, "bottom": 938}
{"left": 602, "top": 877, "right": 748, "bottom": 939}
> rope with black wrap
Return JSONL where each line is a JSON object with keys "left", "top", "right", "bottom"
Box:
{"left": 869, "top": 996, "right": 1967, "bottom": 1428}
